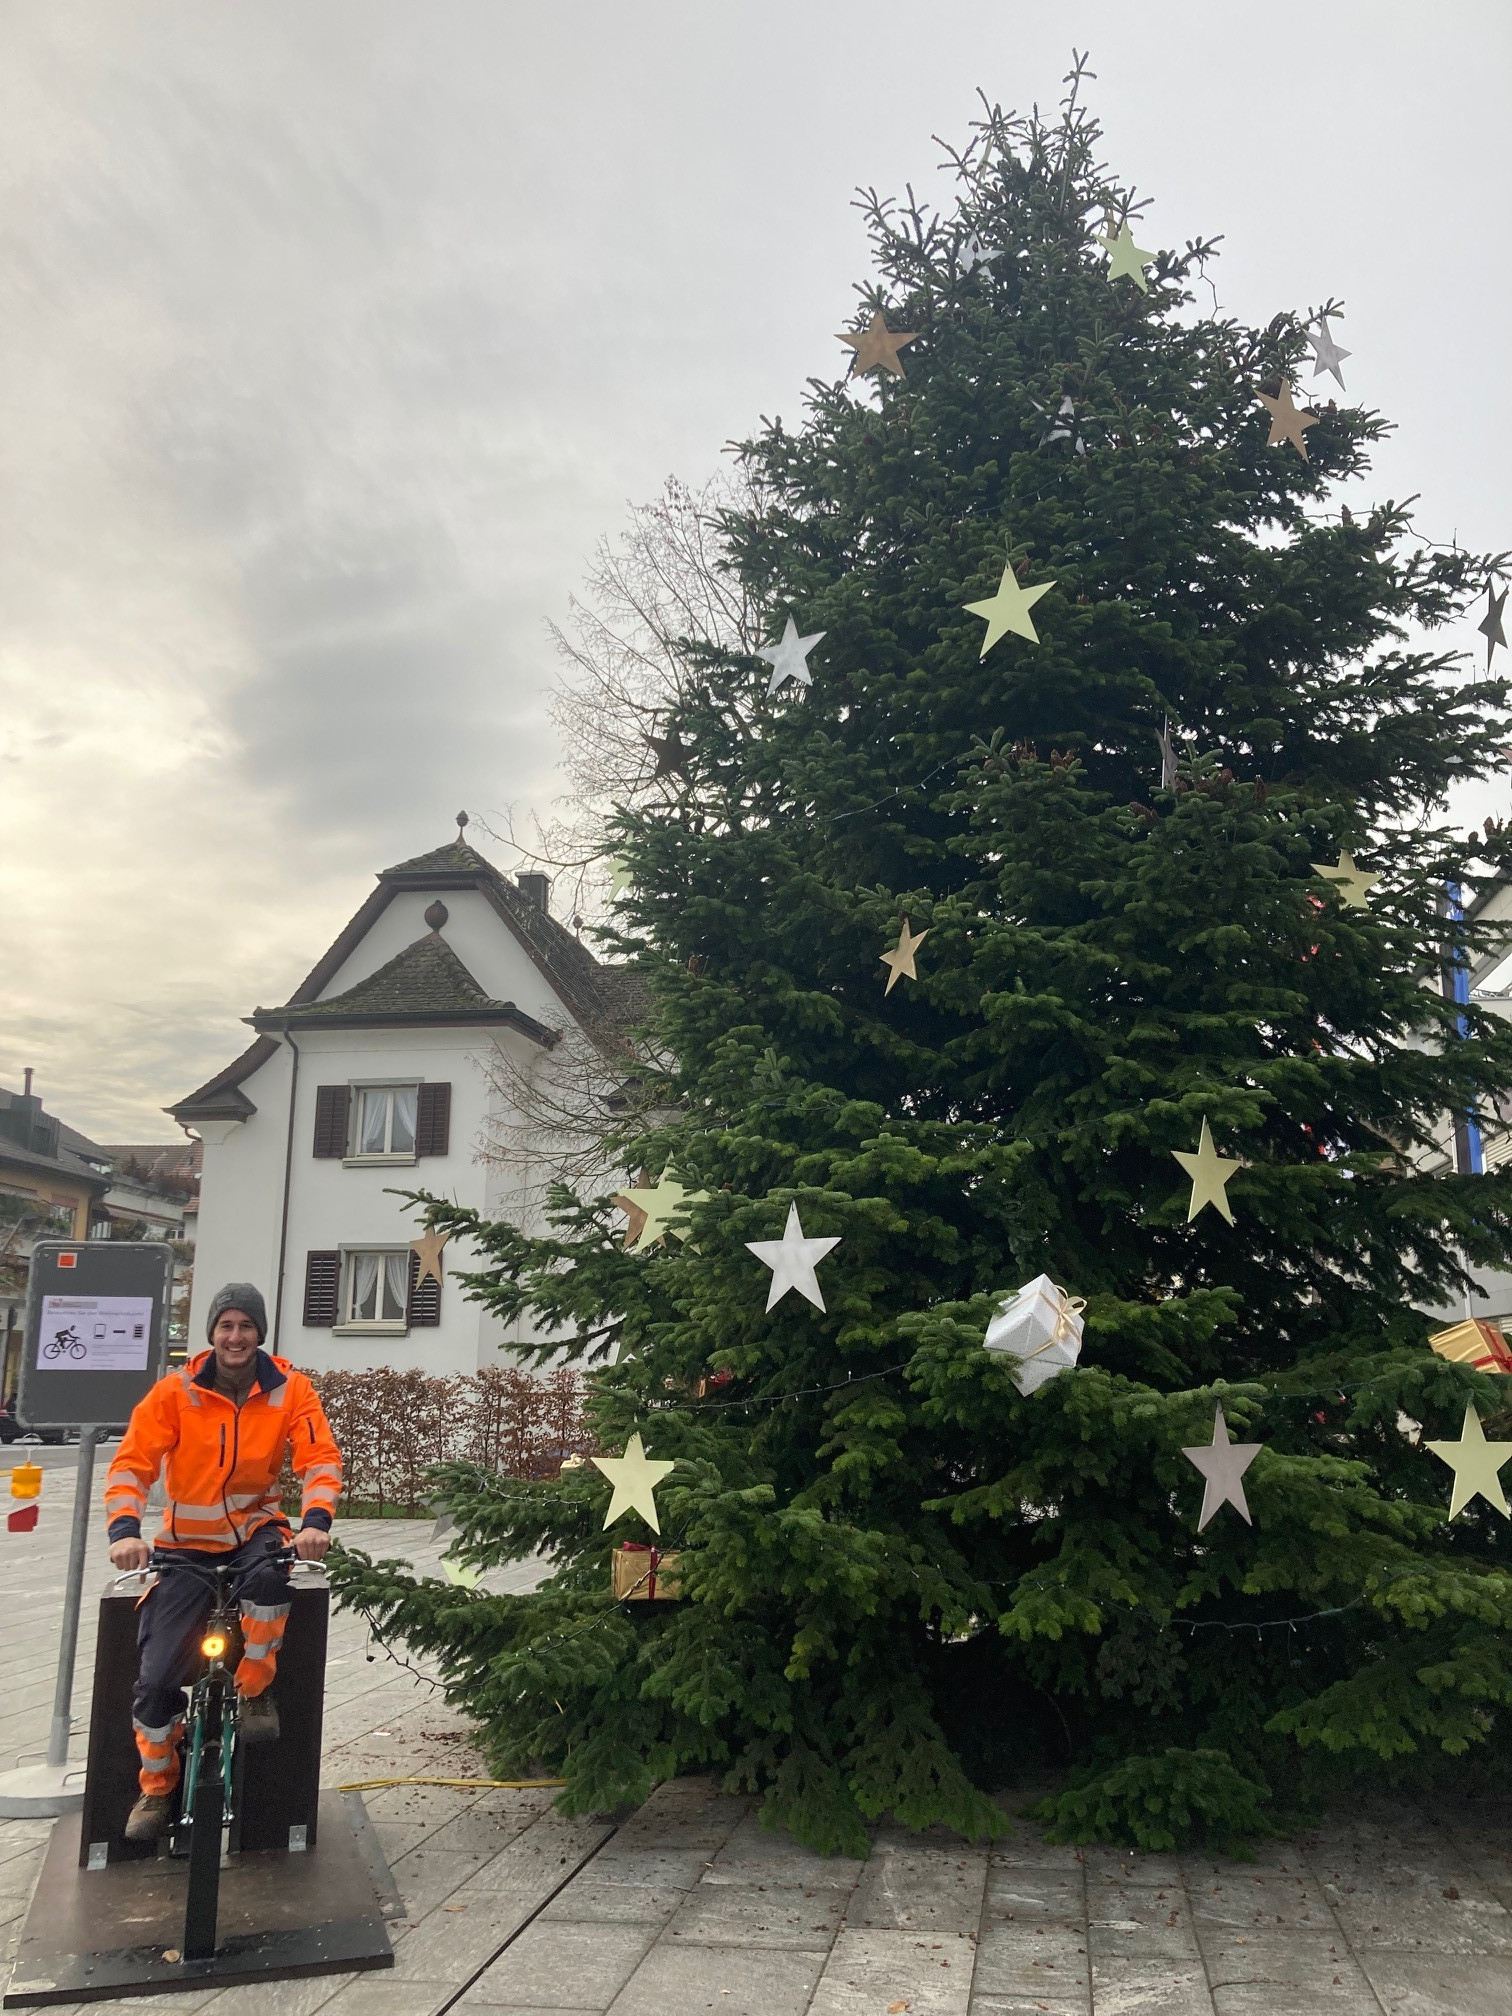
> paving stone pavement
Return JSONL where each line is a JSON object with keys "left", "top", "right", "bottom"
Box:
{"left": 2, "top": 1460, "right": 1510, "bottom": 2014}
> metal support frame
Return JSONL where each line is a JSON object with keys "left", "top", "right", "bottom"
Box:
{"left": 0, "top": 1429, "right": 100, "bottom": 1817}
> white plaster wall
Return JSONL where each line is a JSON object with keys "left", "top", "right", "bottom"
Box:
{"left": 319, "top": 886, "right": 569, "bottom": 1031}
{"left": 268, "top": 1024, "right": 503, "bottom": 1376}
{"left": 187, "top": 1041, "right": 292, "bottom": 1358}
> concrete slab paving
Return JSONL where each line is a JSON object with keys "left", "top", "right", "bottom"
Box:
{"left": 808, "top": 1927, "right": 974, "bottom": 2016}
{"left": 658, "top": 1878, "right": 847, "bottom": 1949}
{"left": 849, "top": 1837, "right": 987, "bottom": 1934}
{"left": 7, "top": 1479, "right": 1512, "bottom": 2015}
{"left": 460, "top": 1920, "right": 659, "bottom": 2009}
{"left": 603, "top": 1939, "right": 823, "bottom": 2016}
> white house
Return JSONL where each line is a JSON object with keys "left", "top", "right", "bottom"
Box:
{"left": 170, "top": 828, "right": 641, "bottom": 1376}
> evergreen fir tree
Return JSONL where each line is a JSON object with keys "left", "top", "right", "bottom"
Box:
{"left": 331, "top": 71, "right": 1512, "bottom": 1855}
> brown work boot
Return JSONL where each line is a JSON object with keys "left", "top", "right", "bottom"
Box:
{"left": 124, "top": 1793, "right": 172, "bottom": 1842}
{"left": 239, "top": 1692, "right": 280, "bottom": 1743}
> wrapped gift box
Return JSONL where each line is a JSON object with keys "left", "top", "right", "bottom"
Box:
{"left": 1428, "top": 1318, "right": 1512, "bottom": 1374}
{"left": 612, "top": 1542, "right": 683, "bottom": 1600}
{"left": 983, "top": 1274, "right": 1085, "bottom": 1394}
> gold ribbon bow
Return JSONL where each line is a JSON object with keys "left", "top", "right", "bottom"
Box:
{"left": 1019, "top": 1282, "right": 1087, "bottom": 1364}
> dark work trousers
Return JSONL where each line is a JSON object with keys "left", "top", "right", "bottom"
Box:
{"left": 132, "top": 1525, "right": 291, "bottom": 1795}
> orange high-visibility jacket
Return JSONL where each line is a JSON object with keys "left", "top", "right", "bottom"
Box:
{"left": 104, "top": 1350, "right": 341, "bottom": 1552}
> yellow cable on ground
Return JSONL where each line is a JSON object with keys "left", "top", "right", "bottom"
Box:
{"left": 335, "top": 1775, "right": 566, "bottom": 1792}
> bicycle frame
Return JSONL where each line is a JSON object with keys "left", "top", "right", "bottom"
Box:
{"left": 144, "top": 1543, "right": 298, "bottom": 1962}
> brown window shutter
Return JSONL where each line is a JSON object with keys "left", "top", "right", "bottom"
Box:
{"left": 415, "top": 1081, "right": 451, "bottom": 1157}
{"left": 312, "top": 1085, "right": 350, "bottom": 1158}
{"left": 302, "top": 1250, "right": 340, "bottom": 1326}
{"left": 407, "top": 1250, "right": 441, "bottom": 1327}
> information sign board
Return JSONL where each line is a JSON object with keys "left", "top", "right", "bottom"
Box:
{"left": 17, "top": 1242, "right": 174, "bottom": 1431}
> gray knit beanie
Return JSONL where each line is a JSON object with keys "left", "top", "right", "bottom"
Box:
{"left": 205, "top": 1282, "right": 268, "bottom": 1346}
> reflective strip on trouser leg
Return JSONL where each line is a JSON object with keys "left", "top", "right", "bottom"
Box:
{"left": 133, "top": 1716, "right": 184, "bottom": 1797}
{"left": 237, "top": 1599, "right": 290, "bottom": 1699}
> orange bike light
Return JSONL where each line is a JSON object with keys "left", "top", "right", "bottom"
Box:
{"left": 201, "top": 1633, "right": 227, "bottom": 1659}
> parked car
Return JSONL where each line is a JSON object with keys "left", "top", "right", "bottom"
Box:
{"left": 0, "top": 1396, "right": 67, "bottom": 1445}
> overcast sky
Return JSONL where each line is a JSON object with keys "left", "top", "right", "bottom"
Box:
{"left": 2, "top": 1, "right": 1508, "bottom": 1139}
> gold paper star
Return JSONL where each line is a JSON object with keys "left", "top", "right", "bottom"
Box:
{"left": 646, "top": 729, "right": 691, "bottom": 780}
{"left": 607, "top": 856, "right": 634, "bottom": 898}
{"left": 614, "top": 1171, "right": 709, "bottom": 1251}
{"left": 441, "top": 1558, "right": 482, "bottom": 1589}
{"left": 1172, "top": 1118, "right": 1242, "bottom": 1226}
{"left": 591, "top": 1431, "right": 676, "bottom": 1534}
{"left": 838, "top": 312, "right": 918, "bottom": 379}
{"left": 880, "top": 918, "right": 930, "bottom": 996}
{"left": 1425, "top": 1404, "right": 1512, "bottom": 1520}
{"left": 1102, "top": 221, "right": 1154, "bottom": 292}
{"left": 410, "top": 1228, "right": 450, "bottom": 1289}
{"left": 1256, "top": 380, "right": 1317, "bottom": 460}
{"left": 963, "top": 563, "right": 1055, "bottom": 656}
{"left": 1312, "top": 850, "right": 1378, "bottom": 908}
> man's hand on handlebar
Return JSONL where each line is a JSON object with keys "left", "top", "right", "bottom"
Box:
{"left": 109, "top": 1537, "right": 151, "bottom": 1572}
{"left": 293, "top": 1525, "right": 330, "bottom": 1562}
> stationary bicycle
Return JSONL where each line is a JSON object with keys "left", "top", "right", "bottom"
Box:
{"left": 143, "top": 1545, "right": 300, "bottom": 1960}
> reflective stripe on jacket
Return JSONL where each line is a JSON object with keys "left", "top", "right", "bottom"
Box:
{"left": 104, "top": 1349, "right": 342, "bottom": 1552}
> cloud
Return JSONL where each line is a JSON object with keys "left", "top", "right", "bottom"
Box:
{"left": 0, "top": 0, "right": 1507, "bottom": 1137}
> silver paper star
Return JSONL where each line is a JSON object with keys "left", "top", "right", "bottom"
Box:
{"left": 958, "top": 229, "right": 999, "bottom": 274}
{"left": 1157, "top": 716, "right": 1179, "bottom": 792}
{"left": 745, "top": 1202, "right": 841, "bottom": 1313}
{"left": 758, "top": 614, "right": 826, "bottom": 699}
{"left": 1306, "top": 317, "right": 1351, "bottom": 390}
{"left": 1479, "top": 582, "right": 1507, "bottom": 671}
{"left": 1031, "top": 394, "right": 1086, "bottom": 456}
{"left": 1182, "top": 1405, "right": 1262, "bottom": 1532}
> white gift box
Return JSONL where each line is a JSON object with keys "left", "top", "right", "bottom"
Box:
{"left": 982, "top": 1273, "right": 1085, "bottom": 1394}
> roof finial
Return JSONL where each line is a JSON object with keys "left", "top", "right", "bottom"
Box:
{"left": 455, "top": 809, "right": 469, "bottom": 841}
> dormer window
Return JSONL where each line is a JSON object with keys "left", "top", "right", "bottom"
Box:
{"left": 353, "top": 1084, "right": 418, "bottom": 1159}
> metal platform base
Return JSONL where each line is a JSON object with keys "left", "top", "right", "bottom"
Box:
{"left": 0, "top": 1765, "right": 85, "bottom": 1821}
{"left": 3, "top": 1791, "right": 394, "bottom": 2006}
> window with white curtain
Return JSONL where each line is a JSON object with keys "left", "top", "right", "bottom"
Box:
{"left": 351, "top": 1085, "right": 418, "bottom": 1157}
{"left": 339, "top": 1248, "right": 410, "bottom": 1328}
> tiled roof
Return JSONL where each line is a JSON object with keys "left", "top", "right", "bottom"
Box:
{"left": 377, "top": 839, "right": 650, "bottom": 1044}
{"left": 381, "top": 840, "right": 496, "bottom": 878}
{"left": 172, "top": 830, "right": 651, "bottom": 1123}
{"left": 268, "top": 931, "right": 513, "bottom": 1022}
{"left": 0, "top": 1087, "right": 113, "bottom": 1188}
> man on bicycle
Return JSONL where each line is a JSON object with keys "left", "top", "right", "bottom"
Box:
{"left": 105, "top": 1283, "right": 343, "bottom": 1841}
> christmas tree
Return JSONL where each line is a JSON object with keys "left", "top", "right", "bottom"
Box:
{"left": 330, "top": 71, "right": 1512, "bottom": 1855}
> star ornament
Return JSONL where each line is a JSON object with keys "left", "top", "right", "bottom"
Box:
{"left": 1312, "top": 849, "right": 1379, "bottom": 908}
{"left": 964, "top": 562, "right": 1055, "bottom": 657}
{"left": 957, "top": 229, "right": 998, "bottom": 274}
{"left": 591, "top": 1431, "right": 676, "bottom": 1535}
{"left": 1307, "top": 317, "right": 1351, "bottom": 390}
{"left": 614, "top": 1172, "right": 709, "bottom": 1251}
{"left": 607, "top": 855, "right": 634, "bottom": 899}
{"left": 410, "top": 1228, "right": 450, "bottom": 1289}
{"left": 758, "top": 614, "right": 826, "bottom": 699}
{"left": 1102, "top": 220, "right": 1154, "bottom": 292}
{"left": 880, "top": 918, "right": 930, "bottom": 996}
{"left": 1256, "top": 380, "right": 1318, "bottom": 460}
{"left": 745, "top": 1202, "right": 841, "bottom": 1313}
{"left": 1182, "top": 1405, "right": 1262, "bottom": 1531}
{"left": 1156, "top": 715, "right": 1179, "bottom": 792}
{"left": 1479, "top": 582, "right": 1508, "bottom": 671}
{"left": 1172, "top": 1118, "right": 1242, "bottom": 1226}
{"left": 646, "top": 728, "right": 691, "bottom": 780}
{"left": 837, "top": 311, "right": 918, "bottom": 380}
{"left": 1426, "top": 1404, "right": 1512, "bottom": 1520}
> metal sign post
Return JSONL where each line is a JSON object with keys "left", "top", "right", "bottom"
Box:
{"left": 0, "top": 1241, "right": 173, "bottom": 1818}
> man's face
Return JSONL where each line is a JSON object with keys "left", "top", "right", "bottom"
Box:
{"left": 211, "top": 1310, "right": 260, "bottom": 1375}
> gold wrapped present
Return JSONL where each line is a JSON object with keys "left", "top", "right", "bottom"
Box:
{"left": 1429, "top": 1318, "right": 1512, "bottom": 1375}
{"left": 611, "top": 1543, "right": 683, "bottom": 1601}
